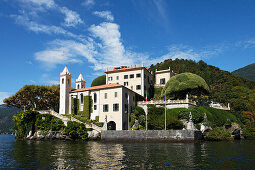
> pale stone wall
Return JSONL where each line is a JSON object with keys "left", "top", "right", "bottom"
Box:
{"left": 98, "top": 87, "right": 123, "bottom": 130}
{"left": 101, "top": 130, "right": 203, "bottom": 141}
{"left": 106, "top": 67, "right": 153, "bottom": 97}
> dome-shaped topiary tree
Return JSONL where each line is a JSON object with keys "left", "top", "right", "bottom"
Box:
{"left": 91, "top": 75, "right": 106, "bottom": 87}
{"left": 161, "top": 72, "right": 210, "bottom": 99}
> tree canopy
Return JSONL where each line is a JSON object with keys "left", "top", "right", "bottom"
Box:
{"left": 91, "top": 75, "right": 106, "bottom": 87}
{"left": 3, "top": 85, "right": 59, "bottom": 111}
{"left": 161, "top": 72, "right": 210, "bottom": 99}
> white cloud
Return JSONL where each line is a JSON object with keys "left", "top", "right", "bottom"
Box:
{"left": 17, "top": 0, "right": 83, "bottom": 28}
{"left": 89, "top": 22, "right": 148, "bottom": 70}
{"left": 60, "top": 7, "right": 84, "bottom": 27}
{"left": 12, "top": 14, "right": 84, "bottom": 41}
{"left": 82, "top": 0, "right": 95, "bottom": 7}
{"left": 0, "top": 92, "right": 10, "bottom": 105}
{"left": 93, "top": 11, "right": 114, "bottom": 21}
{"left": 19, "top": 0, "right": 55, "bottom": 8}
{"left": 35, "top": 39, "right": 97, "bottom": 69}
{"left": 47, "top": 80, "right": 59, "bottom": 85}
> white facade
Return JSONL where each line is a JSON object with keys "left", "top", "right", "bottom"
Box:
{"left": 105, "top": 66, "right": 153, "bottom": 98}
{"left": 76, "top": 73, "right": 85, "bottom": 89}
{"left": 59, "top": 66, "right": 72, "bottom": 115}
{"left": 155, "top": 67, "right": 175, "bottom": 87}
{"left": 70, "top": 84, "right": 138, "bottom": 130}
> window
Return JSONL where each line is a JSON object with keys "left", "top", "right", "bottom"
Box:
{"left": 124, "top": 75, "right": 128, "bottom": 79}
{"left": 114, "top": 92, "right": 118, "bottom": 97}
{"left": 94, "top": 93, "right": 97, "bottom": 103}
{"left": 124, "top": 82, "right": 128, "bottom": 86}
{"left": 108, "top": 77, "right": 113, "bottom": 81}
{"left": 94, "top": 105, "right": 97, "bottom": 110}
{"left": 116, "top": 76, "right": 119, "bottom": 80}
{"left": 103, "top": 104, "right": 108, "bottom": 112}
{"left": 130, "top": 74, "right": 134, "bottom": 78}
{"left": 116, "top": 82, "right": 119, "bottom": 84}
{"left": 160, "top": 78, "right": 166, "bottom": 85}
{"left": 125, "top": 104, "right": 128, "bottom": 112}
{"left": 77, "top": 84, "right": 80, "bottom": 89}
{"left": 136, "top": 73, "right": 141, "bottom": 78}
{"left": 113, "top": 104, "right": 119, "bottom": 111}
{"left": 104, "top": 93, "right": 107, "bottom": 99}
{"left": 80, "top": 93, "right": 83, "bottom": 104}
{"left": 136, "top": 85, "right": 141, "bottom": 90}
{"left": 67, "top": 79, "right": 70, "bottom": 84}
{"left": 62, "top": 78, "right": 64, "bottom": 84}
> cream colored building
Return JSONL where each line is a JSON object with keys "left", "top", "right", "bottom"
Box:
{"left": 105, "top": 65, "right": 153, "bottom": 98}
{"left": 154, "top": 67, "right": 175, "bottom": 87}
{"left": 70, "top": 84, "right": 139, "bottom": 130}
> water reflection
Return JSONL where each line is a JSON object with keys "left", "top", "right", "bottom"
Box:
{"left": 0, "top": 135, "right": 253, "bottom": 169}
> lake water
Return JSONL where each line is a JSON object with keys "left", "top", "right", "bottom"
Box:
{"left": 0, "top": 134, "right": 254, "bottom": 169}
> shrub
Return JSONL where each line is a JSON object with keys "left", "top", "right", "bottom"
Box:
{"left": 95, "top": 116, "right": 99, "bottom": 122}
{"left": 178, "top": 109, "right": 204, "bottom": 124}
{"left": 167, "top": 115, "right": 183, "bottom": 129}
{"left": 82, "top": 96, "right": 93, "bottom": 119}
{"left": 63, "top": 121, "right": 88, "bottom": 140}
{"left": 35, "top": 114, "right": 65, "bottom": 133}
{"left": 91, "top": 75, "right": 106, "bottom": 87}
{"left": 242, "top": 121, "right": 255, "bottom": 138}
{"left": 205, "top": 127, "right": 233, "bottom": 141}
{"left": 13, "top": 110, "right": 39, "bottom": 138}
{"left": 161, "top": 72, "right": 210, "bottom": 99}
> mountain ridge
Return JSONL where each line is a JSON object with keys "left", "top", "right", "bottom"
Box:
{"left": 232, "top": 63, "right": 255, "bottom": 82}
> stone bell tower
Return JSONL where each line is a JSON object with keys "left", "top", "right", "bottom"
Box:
{"left": 76, "top": 73, "right": 85, "bottom": 89}
{"left": 59, "top": 65, "right": 71, "bottom": 114}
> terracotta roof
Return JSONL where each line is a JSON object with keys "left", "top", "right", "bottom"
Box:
{"left": 72, "top": 84, "right": 122, "bottom": 92}
{"left": 105, "top": 66, "right": 151, "bottom": 74}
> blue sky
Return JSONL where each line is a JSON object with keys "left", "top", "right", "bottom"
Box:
{"left": 1, "top": 0, "right": 255, "bottom": 104}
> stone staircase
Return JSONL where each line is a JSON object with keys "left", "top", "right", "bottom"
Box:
{"left": 38, "top": 110, "right": 102, "bottom": 133}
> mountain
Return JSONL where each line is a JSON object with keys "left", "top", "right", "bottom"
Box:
{"left": 0, "top": 104, "right": 21, "bottom": 134}
{"left": 232, "top": 63, "right": 255, "bottom": 82}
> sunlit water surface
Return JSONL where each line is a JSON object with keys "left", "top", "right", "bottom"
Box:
{"left": 0, "top": 134, "right": 254, "bottom": 169}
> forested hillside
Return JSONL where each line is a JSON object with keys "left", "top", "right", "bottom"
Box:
{"left": 232, "top": 63, "right": 255, "bottom": 82}
{"left": 149, "top": 59, "right": 255, "bottom": 124}
{"left": 0, "top": 104, "right": 21, "bottom": 133}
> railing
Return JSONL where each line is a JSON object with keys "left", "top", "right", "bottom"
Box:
{"left": 209, "top": 105, "right": 231, "bottom": 111}
{"left": 137, "top": 99, "right": 197, "bottom": 106}
{"left": 38, "top": 110, "right": 102, "bottom": 132}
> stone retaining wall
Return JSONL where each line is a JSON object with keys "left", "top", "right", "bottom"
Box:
{"left": 101, "top": 130, "right": 203, "bottom": 141}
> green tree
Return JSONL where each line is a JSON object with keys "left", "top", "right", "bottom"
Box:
{"left": 161, "top": 72, "right": 210, "bottom": 99}
{"left": 91, "top": 75, "right": 106, "bottom": 87}
{"left": 4, "top": 85, "right": 60, "bottom": 111}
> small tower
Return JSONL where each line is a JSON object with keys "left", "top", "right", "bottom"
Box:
{"left": 59, "top": 65, "right": 72, "bottom": 115}
{"left": 76, "top": 73, "right": 85, "bottom": 89}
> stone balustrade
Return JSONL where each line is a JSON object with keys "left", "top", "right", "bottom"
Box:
{"left": 137, "top": 99, "right": 197, "bottom": 106}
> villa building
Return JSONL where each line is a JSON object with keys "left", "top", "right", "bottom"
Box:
{"left": 105, "top": 65, "right": 153, "bottom": 98}
{"left": 154, "top": 67, "right": 176, "bottom": 87}
{"left": 59, "top": 64, "right": 175, "bottom": 130}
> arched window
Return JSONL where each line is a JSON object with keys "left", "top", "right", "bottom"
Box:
{"left": 94, "top": 93, "right": 97, "bottom": 103}
{"left": 80, "top": 93, "right": 83, "bottom": 104}
{"left": 78, "top": 84, "right": 80, "bottom": 89}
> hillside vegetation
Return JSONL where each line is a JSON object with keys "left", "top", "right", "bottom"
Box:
{"left": 232, "top": 63, "right": 255, "bottom": 82}
{"left": 149, "top": 59, "right": 255, "bottom": 124}
{"left": 0, "top": 105, "right": 21, "bottom": 133}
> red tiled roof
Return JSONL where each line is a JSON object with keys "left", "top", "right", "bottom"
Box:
{"left": 72, "top": 84, "right": 122, "bottom": 92}
{"left": 105, "top": 66, "right": 151, "bottom": 74}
